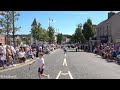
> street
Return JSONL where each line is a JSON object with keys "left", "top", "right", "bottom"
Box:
{"left": 1, "top": 48, "right": 120, "bottom": 79}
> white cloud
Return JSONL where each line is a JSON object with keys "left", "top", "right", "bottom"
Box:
{"left": 72, "top": 12, "right": 88, "bottom": 15}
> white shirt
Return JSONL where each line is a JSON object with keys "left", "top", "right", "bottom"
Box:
{"left": 1, "top": 55, "right": 6, "bottom": 60}
{"left": 39, "top": 46, "right": 42, "bottom": 50}
{"left": 18, "top": 52, "right": 24, "bottom": 58}
{"left": 28, "top": 50, "right": 33, "bottom": 55}
{"left": 36, "top": 57, "right": 45, "bottom": 69}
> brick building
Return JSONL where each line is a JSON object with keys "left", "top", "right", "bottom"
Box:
{"left": 0, "top": 34, "right": 5, "bottom": 45}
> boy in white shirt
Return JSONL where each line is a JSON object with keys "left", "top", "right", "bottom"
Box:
{"left": 30, "top": 52, "right": 49, "bottom": 79}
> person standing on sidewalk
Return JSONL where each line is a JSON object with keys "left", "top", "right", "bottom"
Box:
{"left": 30, "top": 52, "right": 49, "bottom": 79}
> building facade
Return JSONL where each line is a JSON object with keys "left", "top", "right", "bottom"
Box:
{"left": 0, "top": 34, "right": 5, "bottom": 45}
{"left": 96, "top": 12, "right": 120, "bottom": 43}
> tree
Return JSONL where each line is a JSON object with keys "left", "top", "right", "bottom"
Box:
{"left": 11, "top": 11, "right": 21, "bottom": 33}
{"left": 57, "top": 33, "right": 63, "bottom": 44}
{"left": 87, "top": 18, "right": 92, "bottom": 25}
{"left": 0, "top": 11, "right": 20, "bottom": 45}
{"left": 48, "top": 26, "right": 55, "bottom": 43}
{"left": 82, "top": 19, "right": 95, "bottom": 41}
{"left": 74, "top": 24, "right": 85, "bottom": 43}
{"left": 31, "top": 22, "right": 42, "bottom": 41}
{"left": 31, "top": 21, "right": 50, "bottom": 43}
{"left": 69, "top": 34, "right": 75, "bottom": 43}
{"left": 41, "top": 29, "right": 49, "bottom": 42}
{"left": 31, "top": 27, "right": 38, "bottom": 40}
{"left": 12, "top": 11, "right": 21, "bottom": 47}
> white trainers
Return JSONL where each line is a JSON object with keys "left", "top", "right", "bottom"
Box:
{"left": 13, "top": 64, "right": 16, "bottom": 67}
{"left": 47, "top": 75, "right": 50, "bottom": 79}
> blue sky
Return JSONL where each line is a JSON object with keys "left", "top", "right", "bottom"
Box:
{"left": 15, "top": 11, "right": 119, "bottom": 35}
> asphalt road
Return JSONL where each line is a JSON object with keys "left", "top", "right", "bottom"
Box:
{"left": 1, "top": 48, "right": 120, "bottom": 79}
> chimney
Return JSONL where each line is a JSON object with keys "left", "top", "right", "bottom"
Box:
{"left": 108, "top": 11, "right": 115, "bottom": 19}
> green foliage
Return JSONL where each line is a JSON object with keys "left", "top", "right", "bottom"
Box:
{"left": 57, "top": 33, "right": 63, "bottom": 44}
{"left": 48, "top": 26, "right": 55, "bottom": 43}
{"left": 82, "top": 19, "right": 95, "bottom": 40}
{"left": 74, "top": 24, "right": 85, "bottom": 43}
{"left": 41, "top": 29, "right": 49, "bottom": 42}
{"left": 87, "top": 18, "right": 92, "bottom": 25}
{"left": 70, "top": 34, "right": 75, "bottom": 43}
{"left": 0, "top": 11, "right": 20, "bottom": 34}
{"left": 31, "top": 22, "right": 50, "bottom": 42}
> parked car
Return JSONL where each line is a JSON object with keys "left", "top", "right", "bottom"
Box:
{"left": 70, "top": 44, "right": 75, "bottom": 48}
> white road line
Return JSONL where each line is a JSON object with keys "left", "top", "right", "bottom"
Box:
{"left": 65, "top": 54, "right": 66, "bottom": 57}
{"left": 56, "top": 71, "right": 62, "bottom": 79}
{"left": 62, "top": 58, "right": 65, "bottom": 66}
{"left": 68, "top": 71, "right": 73, "bottom": 79}
{"left": 63, "top": 58, "right": 68, "bottom": 66}
{"left": 61, "top": 72, "right": 69, "bottom": 75}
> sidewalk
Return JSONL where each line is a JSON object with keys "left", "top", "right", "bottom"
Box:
{"left": 0, "top": 59, "right": 35, "bottom": 73}
{"left": 0, "top": 48, "right": 60, "bottom": 73}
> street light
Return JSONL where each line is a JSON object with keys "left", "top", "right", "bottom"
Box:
{"left": 48, "top": 18, "right": 56, "bottom": 27}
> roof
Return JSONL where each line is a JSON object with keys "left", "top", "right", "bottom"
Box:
{"left": 31, "top": 18, "right": 37, "bottom": 26}
{"left": 97, "top": 20, "right": 106, "bottom": 27}
{"left": 97, "top": 12, "right": 120, "bottom": 27}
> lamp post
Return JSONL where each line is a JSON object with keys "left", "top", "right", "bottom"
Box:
{"left": 48, "top": 18, "right": 55, "bottom": 27}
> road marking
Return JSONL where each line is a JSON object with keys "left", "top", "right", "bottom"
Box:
{"left": 63, "top": 58, "right": 68, "bottom": 66}
{"left": 68, "top": 71, "right": 73, "bottom": 79}
{"left": 56, "top": 71, "right": 62, "bottom": 79}
{"left": 65, "top": 54, "right": 66, "bottom": 57}
{"left": 61, "top": 72, "right": 69, "bottom": 75}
